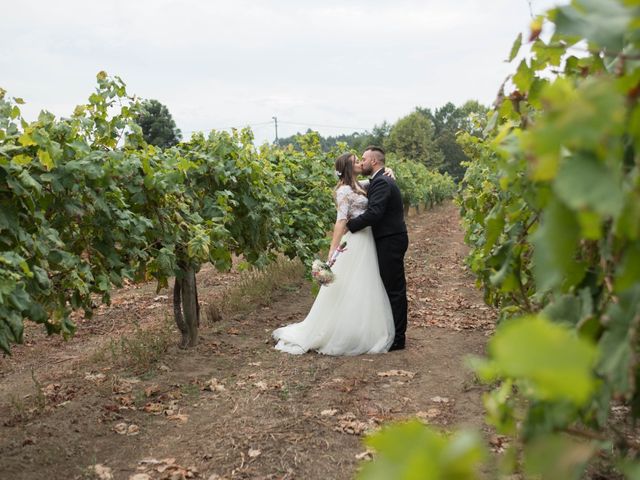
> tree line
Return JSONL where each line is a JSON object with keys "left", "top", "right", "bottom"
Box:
{"left": 275, "top": 101, "right": 489, "bottom": 181}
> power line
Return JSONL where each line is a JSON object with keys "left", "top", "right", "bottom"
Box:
{"left": 278, "top": 121, "right": 368, "bottom": 131}
{"left": 182, "top": 121, "right": 273, "bottom": 135}
{"left": 182, "top": 118, "right": 370, "bottom": 138}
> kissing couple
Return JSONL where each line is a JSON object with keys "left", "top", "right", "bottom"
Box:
{"left": 273, "top": 146, "right": 409, "bottom": 355}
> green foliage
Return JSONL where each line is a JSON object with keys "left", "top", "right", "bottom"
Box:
{"left": 0, "top": 70, "right": 456, "bottom": 357}
{"left": 356, "top": 1, "right": 640, "bottom": 478}
{"left": 387, "top": 155, "right": 456, "bottom": 212}
{"left": 135, "top": 98, "right": 182, "bottom": 148}
{"left": 474, "top": 315, "right": 598, "bottom": 406}
{"left": 418, "top": 101, "right": 490, "bottom": 181}
{"left": 385, "top": 110, "right": 444, "bottom": 169}
{"left": 358, "top": 421, "right": 485, "bottom": 480}
{"left": 276, "top": 122, "right": 392, "bottom": 153}
{"left": 0, "top": 73, "right": 336, "bottom": 354}
{"left": 453, "top": 0, "right": 640, "bottom": 476}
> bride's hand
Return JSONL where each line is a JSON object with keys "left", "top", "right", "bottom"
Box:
{"left": 383, "top": 167, "right": 396, "bottom": 180}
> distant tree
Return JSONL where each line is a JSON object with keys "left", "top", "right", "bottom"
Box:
{"left": 367, "top": 121, "right": 391, "bottom": 148}
{"left": 435, "top": 130, "right": 468, "bottom": 181}
{"left": 135, "top": 99, "right": 182, "bottom": 148}
{"left": 413, "top": 101, "right": 489, "bottom": 180}
{"left": 458, "top": 100, "right": 489, "bottom": 137}
{"left": 385, "top": 111, "right": 443, "bottom": 169}
{"left": 275, "top": 123, "right": 392, "bottom": 154}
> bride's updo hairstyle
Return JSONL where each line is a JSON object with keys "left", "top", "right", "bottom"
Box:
{"left": 334, "top": 153, "right": 366, "bottom": 196}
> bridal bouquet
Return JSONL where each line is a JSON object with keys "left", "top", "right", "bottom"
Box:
{"left": 311, "top": 241, "right": 347, "bottom": 286}
{"left": 311, "top": 259, "right": 335, "bottom": 286}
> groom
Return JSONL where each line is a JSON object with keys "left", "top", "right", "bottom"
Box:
{"left": 348, "top": 146, "right": 409, "bottom": 351}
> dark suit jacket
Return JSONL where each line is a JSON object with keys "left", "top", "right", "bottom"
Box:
{"left": 347, "top": 169, "right": 407, "bottom": 239}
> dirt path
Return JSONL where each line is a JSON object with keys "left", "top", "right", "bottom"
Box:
{"left": 0, "top": 202, "right": 495, "bottom": 480}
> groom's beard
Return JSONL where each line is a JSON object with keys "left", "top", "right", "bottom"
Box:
{"left": 361, "top": 165, "right": 373, "bottom": 176}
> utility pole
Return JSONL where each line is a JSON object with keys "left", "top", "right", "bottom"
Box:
{"left": 272, "top": 116, "right": 278, "bottom": 143}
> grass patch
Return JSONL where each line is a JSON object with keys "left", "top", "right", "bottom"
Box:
{"left": 6, "top": 369, "right": 47, "bottom": 422}
{"left": 90, "top": 315, "right": 173, "bottom": 374}
{"left": 180, "top": 383, "right": 201, "bottom": 397}
{"left": 211, "top": 256, "right": 305, "bottom": 320}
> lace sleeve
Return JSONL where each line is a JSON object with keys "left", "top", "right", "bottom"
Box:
{"left": 335, "top": 186, "right": 350, "bottom": 221}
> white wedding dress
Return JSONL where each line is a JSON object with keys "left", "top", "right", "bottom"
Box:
{"left": 273, "top": 184, "right": 395, "bottom": 355}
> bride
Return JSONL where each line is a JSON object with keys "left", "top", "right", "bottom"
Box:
{"left": 272, "top": 153, "right": 395, "bottom": 355}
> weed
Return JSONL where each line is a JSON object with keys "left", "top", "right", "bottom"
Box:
{"left": 104, "top": 315, "right": 173, "bottom": 374}
{"left": 133, "top": 388, "right": 147, "bottom": 407}
{"left": 180, "top": 383, "right": 201, "bottom": 397}
{"left": 7, "top": 393, "right": 26, "bottom": 419}
{"left": 31, "top": 368, "right": 46, "bottom": 410}
{"left": 215, "top": 256, "right": 304, "bottom": 318}
{"left": 277, "top": 386, "right": 290, "bottom": 401}
{"left": 6, "top": 370, "right": 47, "bottom": 422}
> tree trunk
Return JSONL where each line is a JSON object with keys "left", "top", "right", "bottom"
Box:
{"left": 182, "top": 267, "right": 199, "bottom": 347}
{"left": 173, "top": 267, "right": 200, "bottom": 349}
{"left": 173, "top": 277, "right": 189, "bottom": 349}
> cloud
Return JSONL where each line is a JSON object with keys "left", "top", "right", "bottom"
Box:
{"left": 1, "top": 0, "right": 565, "bottom": 143}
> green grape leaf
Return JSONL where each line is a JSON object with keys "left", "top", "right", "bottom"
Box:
{"left": 554, "top": 0, "right": 632, "bottom": 51}
{"left": 359, "top": 421, "right": 485, "bottom": 480}
{"left": 524, "top": 433, "right": 597, "bottom": 480}
{"left": 37, "top": 149, "right": 54, "bottom": 170}
{"left": 531, "top": 199, "right": 584, "bottom": 292}
{"left": 513, "top": 59, "right": 534, "bottom": 93}
{"left": 598, "top": 286, "right": 640, "bottom": 394}
{"left": 18, "top": 132, "right": 37, "bottom": 147}
{"left": 554, "top": 153, "right": 623, "bottom": 219}
{"left": 542, "top": 294, "right": 582, "bottom": 326}
{"left": 481, "top": 315, "right": 598, "bottom": 405}
{"left": 614, "top": 242, "right": 640, "bottom": 292}
{"left": 508, "top": 33, "right": 523, "bottom": 62}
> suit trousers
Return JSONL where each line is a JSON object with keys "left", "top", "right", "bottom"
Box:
{"left": 375, "top": 232, "right": 408, "bottom": 345}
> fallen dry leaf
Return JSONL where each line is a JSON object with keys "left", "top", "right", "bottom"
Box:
{"left": 416, "top": 408, "right": 441, "bottom": 420}
{"left": 129, "top": 474, "right": 151, "bottom": 480}
{"left": 377, "top": 370, "right": 416, "bottom": 379}
{"left": 321, "top": 409, "right": 338, "bottom": 417}
{"left": 143, "top": 402, "right": 165, "bottom": 414}
{"left": 92, "top": 464, "right": 114, "bottom": 480}
{"left": 248, "top": 448, "right": 261, "bottom": 458}
{"left": 334, "top": 413, "right": 374, "bottom": 436}
{"left": 203, "top": 378, "right": 226, "bottom": 392}
{"left": 430, "top": 396, "right": 451, "bottom": 403}
{"left": 127, "top": 424, "right": 140, "bottom": 436}
{"left": 253, "top": 381, "right": 268, "bottom": 391}
{"left": 166, "top": 413, "right": 189, "bottom": 423}
{"left": 113, "top": 422, "right": 139, "bottom": 436}
{"left": 85, "top": 373, "right": 107, "bottom": 383}
{"left": 114, "top": 423, "right": 128, "bottom": 435}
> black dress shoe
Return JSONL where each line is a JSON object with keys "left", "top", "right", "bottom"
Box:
{"left": 389, "top": 342, "right": 405, "bottom": 351}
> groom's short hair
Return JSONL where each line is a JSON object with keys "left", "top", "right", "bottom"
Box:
{"left": 365, "top": 145, "right": 385, "bottom": 164}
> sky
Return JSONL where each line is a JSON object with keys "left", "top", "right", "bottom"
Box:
{"left": 1, "top": 0, "right": 565, "bottom": 145}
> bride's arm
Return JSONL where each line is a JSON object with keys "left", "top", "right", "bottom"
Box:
{"left": 328, "top": 219, "right": 347, "bottom": 264}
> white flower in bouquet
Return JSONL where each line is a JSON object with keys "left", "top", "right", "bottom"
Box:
{"left": 311, "top": 259, "right": 335, "bottom": 286}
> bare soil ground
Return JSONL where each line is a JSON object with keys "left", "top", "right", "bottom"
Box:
{"left": 0, "top": 201, "right": 496, "bottom": 480}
